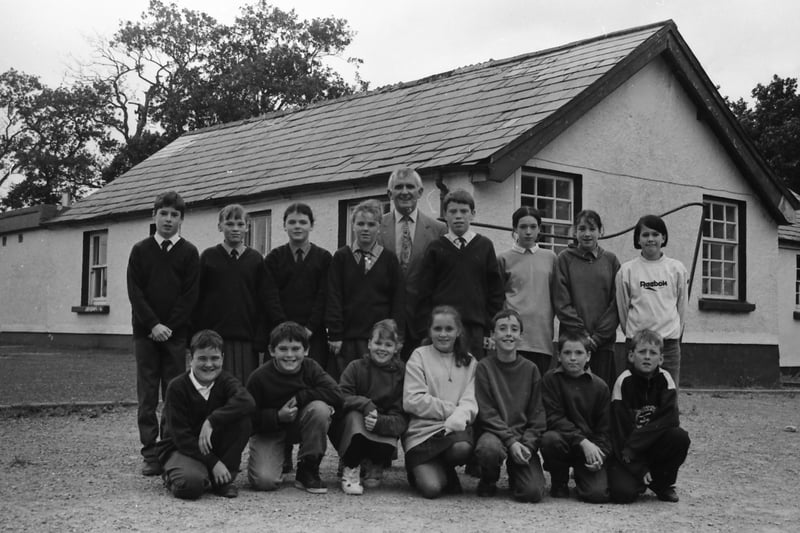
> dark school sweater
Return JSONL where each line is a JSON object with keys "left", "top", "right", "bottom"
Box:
{"left": 157, "top": 370, "right": 255, "bottom": 469}
{"left": 338, "top": 354, "right": 408, "bottom": 437}
{"left": 247, "top": 358, "right": 343, "bottom": 434}
{"left": 541, "top": 366, "right": 612, "bottom": 455}
{"left": 325, "top": 246, "right": 403, "bottom": 341}
{"left": 127, "top": 237, "right": 200, "bottom": 339}
{"left": 193, "top": 245, "right": 283, "bottom": 341}
{"left": 416, "top": 234, "right": 505, "bottom": 335}
{"left": 610, "top": 366, "right": 682, "bottom": 477}
{"left": 553, "top": 244, "right": 620, "bottom": 348}
{"left": 476, "top": 354, "right": 546, "bottom": 451}
{"left": 265, "top": 243, "right": 332, "bottom": 336}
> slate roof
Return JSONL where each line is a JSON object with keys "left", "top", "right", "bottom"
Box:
{"left": 51, "top": 20, "right": 796, "bottom": 225}
{"left": 779, "top": 192, "right": 800, "bottom": 243}
{"left": 0, "top": 205, "right": 60, "bottom": 234}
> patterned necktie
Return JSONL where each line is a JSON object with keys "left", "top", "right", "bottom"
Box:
{"left": 399, "top": 216, "right": 412, "bottom": 272}
{"left": 457, "top": 237, "right": 466, "bottom": 250}
{"left": 230, "top": 249, "right": 239, "bottom": 260}
{"left": 161, "top": 239, "right": 172, "bottom": 253}
{"left": 295, "top": 248, "right": 304, "bottom": 263}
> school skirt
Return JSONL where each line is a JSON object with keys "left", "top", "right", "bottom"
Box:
{"left": 404, "top": 427, "right": 473, "bottom": 469}
{"left": 331, "top": 410, "right": 398, "bottom": 455}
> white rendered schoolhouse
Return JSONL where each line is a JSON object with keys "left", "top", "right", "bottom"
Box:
{"left": 1, "top": 20, "right": 797, "bottom": 386}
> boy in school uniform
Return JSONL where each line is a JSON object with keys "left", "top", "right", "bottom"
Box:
{"left": 608, "top": 329, "right": 690, "bottom": 503}
{"left": 127, "top": 190, "right": 199, "bottom": 476}
{"left": 194, "top": 204, "right": 283, "bottom": 386}
{"left": 474, "top": 310, "right": 547, "bottom": 502}
{"left": 157, "top": 330, "right": 255, "bottom": 499}
{"left": 247, "top": 322, "right": 344, "bottom": 494}
{"left": 416, "top": 188, "right": 505, "bottom": 359}
{"left": 540, "top": 331, "right": 611, "bottom": 503}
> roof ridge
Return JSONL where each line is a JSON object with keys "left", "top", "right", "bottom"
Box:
{"left": 185, "top": 19, "right": 674, "bottom": 138}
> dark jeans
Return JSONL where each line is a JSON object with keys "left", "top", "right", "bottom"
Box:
{"left": 608, "top": 427, "right": 690, "bottom": 503}
{"left": 540, "top": 430, "right": 610, "bottom": 503}
{"left": 474, "top": 432, "right": 545, "bottom": 502}
{"left": 162, "top": 417, "right": 251, "bottom": 500}
{"left": 589, "top": 345, "right": 617, "bottom": 389}
{"left": 134, "top": 336, "right": 186, "bottom": 461}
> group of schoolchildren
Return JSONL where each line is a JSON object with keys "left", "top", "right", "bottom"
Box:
{"left": 127, "top": 166, "right": 690, "bottom": 505}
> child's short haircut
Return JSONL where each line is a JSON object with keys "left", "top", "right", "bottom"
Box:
{"left": 557, "top": 330, "right": 591, "bottom": 353}
{"left": 153, "top": 191, "right": 186, "bottom": 216}
{"left": 283, "top": 202, "right": 315, "bottom": 225}
{"left": 633, "top": 214, "right": 669, "bottom": 249}
{"left": 371, "top": 318, "right": 400, "bottom": 344}
{"left": 218, "top": 204, "right": 248, "bottom": 223}
{"left": 511, "top": 206, "right": 542, "bottom": 228}
{"left": 269, "top": 321, "right": 310, "bottom": 350}
{"left": 574, "top": 209, "right": 603, "bottom": 230}
{"left": 351, "top": 199, "right": 383, "bottom": 224}
{"left": 630, "top": 328, "right": 664, "bottom": 351}
{"left": 491, "top": 308, "right": 524, "bottom": 332}
{"left": 442, "top": 189, "right": 475, "bottom": 211}
{"left": 190, "top": 329, "right": 224, "bottom": 354}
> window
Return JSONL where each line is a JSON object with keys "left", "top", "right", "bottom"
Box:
{"left": 246, "top": 210, "right": 271, "bottom": 256}
{"left": 73, "top": 229, "right": 111, "bottom": 313}
{"left": 520, "top": 167, "right": 580, "bottom": 255}
{"left": 2, "top": 235, "right": 6, "bottom": 246}
{"left": 87, "top": 231, "right": 108, "bottom": 304}
{"left": 337, "top": 196, "right": 391, "bottom": 247}
{"left": 699, "top": 197, "right": 754, "bottom": 312}
{"left": 795, "top": 255, "right": 800, "bottom": 309}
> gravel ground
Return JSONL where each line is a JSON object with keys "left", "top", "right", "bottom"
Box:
{"left": 2, "top": 391, "right": 799, "bottom": 532}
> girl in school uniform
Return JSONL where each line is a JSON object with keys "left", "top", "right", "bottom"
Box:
{"left": 615, "top": 214, "right": 688, "bottom": 387}
{"left": 403, "top": 306, "right": 478, "bottom": 499}
{"left": 497, "top": 206, "right": 558, "bottom": 378}
{"left": 331, "top": 319, "right": 408, "bottom": 495}
{"left": 553, "top": 209, "right": 621, "bottom": 388}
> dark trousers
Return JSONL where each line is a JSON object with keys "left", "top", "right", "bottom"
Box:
{"left": 608, "top": 427, "right": 690, "bottom": 503}
{"left": 342, "top": 434, "right": 396, "bottom": 469}
{"left": 329, "top": 339, "right": 368, "bottom": 381}
{"left": 462, "top": 322, "right": 486, "bottom": 360}
{"left": 474, "top": 432, "right": 545, "bottom": 502}
{"left": 589, "top": 345, "right": 617, "bottom": 389}
{"left": 307, "top": 333, "right": 329, "bottom": 371}
{"left": 162, "top": 417, "right": 251, "bottom": 500}
{"left": 540, "top": 430, "right": 610, "bottom": 503}
{"left": 222, "top": 340, "right": 256, "bottom": 386}
{"left": 134, "top": 336, "right": 186, "bottom": 461}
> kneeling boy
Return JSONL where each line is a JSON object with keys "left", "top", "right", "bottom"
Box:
{"left": 541, "top": 331, "right": 611, "bottom": 503}
{"left": 474, "top": 310, "right": 546, "bottom": 502}
{"left": 247, "top": 322, "right": 343, "bottom": 493}
{"left": 157, "top": 330, "right": 255, "bottom": 499}
{"left": 609, "top": 329, "right": 690, "bottom": 503}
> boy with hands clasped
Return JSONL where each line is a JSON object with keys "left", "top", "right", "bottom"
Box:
{"left": 474, "top": 310, "right": 546, "bottom": 502}
{"left": 540, "top": 332, "right": 611, "bottom": 503}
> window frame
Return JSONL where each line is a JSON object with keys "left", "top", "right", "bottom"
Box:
{"left": 246, "top": 209, "right": 272, "bottom": 257}
{"left": 73, "top": 229, "right": 111, "bottom": 314}
{"left": 337, "top": 195, "right": 391, "bottom": 248}
{"left": 698, "top": 196, "right": 754, "bottom": 313}
{"left": 519, "top": 166, "right": 581, "bottom": 255}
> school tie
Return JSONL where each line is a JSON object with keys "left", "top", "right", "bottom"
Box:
{"left": 456, "top": 237, "right": 466, "bottom": 250}
{"left": 230, "top": 249, "right": 239, "bottom": 260}
{"left": 399, "top": 215, "right": 412, "bottom": 272}
{"left": 295, "top": 248, "right": 304, "bottom": 263}
{"left": 358, "top": 250, "right": 370, "bottom": 273}
{"left": 161, "top": 239, "right": 172, "bottom": 253}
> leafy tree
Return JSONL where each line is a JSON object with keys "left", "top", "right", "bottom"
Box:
{"left": 728, "top": 75, "right": 800, "bottom": 192}
{"left": 0, "top": 75, "right": 117, "bottom": 210}
{"left": 82, "top": 0, "right": 364, "bottom": 181}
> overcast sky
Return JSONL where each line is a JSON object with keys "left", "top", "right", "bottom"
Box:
{"left": 1, "top": 0, "right": 799, "bottom": 103}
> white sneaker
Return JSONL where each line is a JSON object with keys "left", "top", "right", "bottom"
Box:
{"left": 341, "top": 465, "right": 364, "bottom": 495}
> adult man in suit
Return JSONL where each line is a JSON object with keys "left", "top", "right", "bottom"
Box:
{"left": 379, "top": 167, "right": 447, "bottom": 359}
